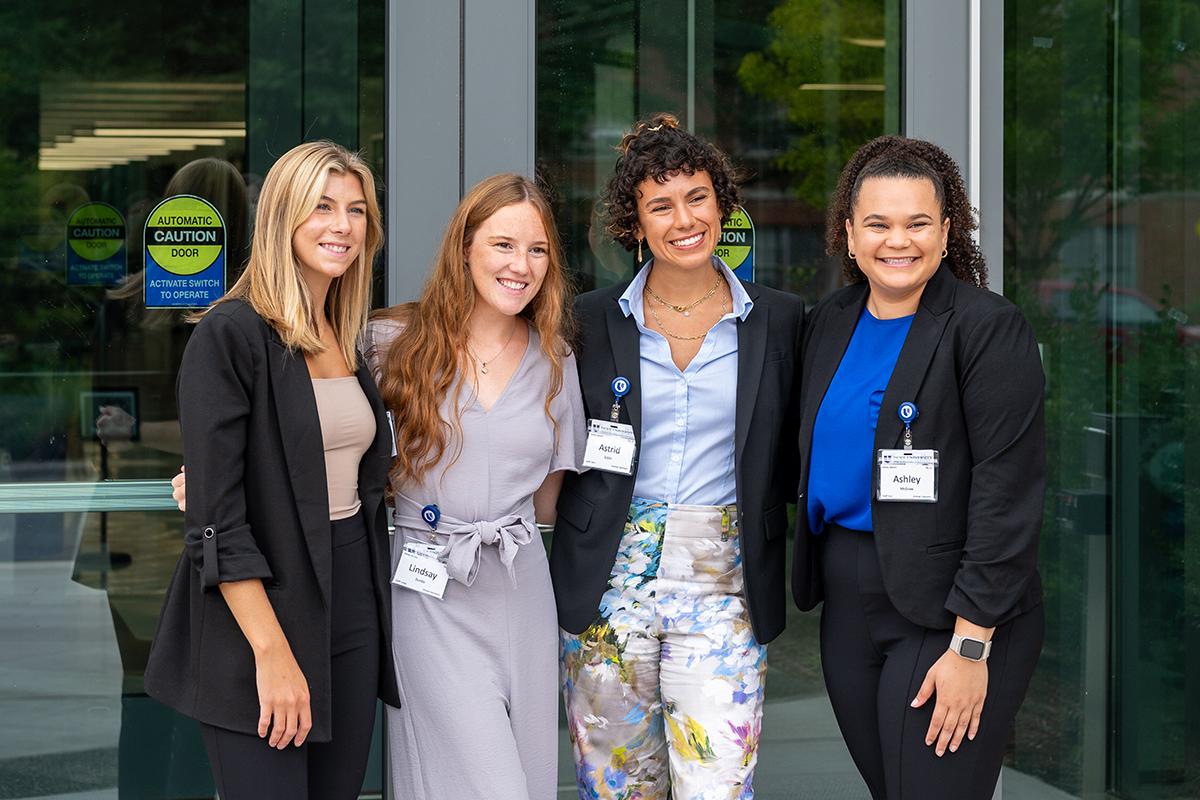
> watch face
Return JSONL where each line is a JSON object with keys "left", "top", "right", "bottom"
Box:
{"left": 960, "top": 638, "right": 986, "bottom": 660}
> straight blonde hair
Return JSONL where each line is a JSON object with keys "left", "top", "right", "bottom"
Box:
{"left": 203, "top": 141, "right": 382, "bottom": 371}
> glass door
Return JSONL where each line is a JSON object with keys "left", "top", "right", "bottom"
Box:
{"left": 1004, "top": 1, "right": 1200, "bottom": 798}
{"left": 0, "top": 1, "right": 386, "bottom": 796}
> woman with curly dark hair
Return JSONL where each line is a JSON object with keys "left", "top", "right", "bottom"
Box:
{"left": 551, "top": 112, "right": 804, "bottom": 797}
{"left": 792, "top": 135, "right": 1045, "bottom": 799}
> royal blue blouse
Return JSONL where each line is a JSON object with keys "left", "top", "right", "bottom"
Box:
{"left": 807, "top": 307, "right": 914, "bottom": 533}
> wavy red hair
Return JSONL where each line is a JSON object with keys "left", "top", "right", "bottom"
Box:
{"left": 374, "top": 173, "right": 574, "bottom": 485}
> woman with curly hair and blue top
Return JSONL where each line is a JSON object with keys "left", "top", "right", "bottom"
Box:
{"left": 793, "top": 136, "right": 1044, "bottom": 799}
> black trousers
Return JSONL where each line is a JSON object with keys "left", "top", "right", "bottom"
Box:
{"left": 200, "top": 512, "right": 381, "bottom": 800}
{"left": 819, "top": 524, "right": 1044, "bottom": 800}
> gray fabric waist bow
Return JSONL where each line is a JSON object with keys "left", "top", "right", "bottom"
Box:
{"left": 394, "top": 508, "right": 535, "bottom": 588}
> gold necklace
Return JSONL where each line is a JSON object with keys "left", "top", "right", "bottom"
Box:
{"left": 644, "top": 270, "right": 723, "bottom": 317}
{"left": 469, "top": 322, "right": 518, "bottom": 374}
{"left": 647, "top": 291, "right": 729, "bottom": 341}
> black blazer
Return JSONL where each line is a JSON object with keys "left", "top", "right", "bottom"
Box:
{"left": 551, "top": 279, "right": 804, "bottom": 645}
{"left": 144, "top": 299, "right": 401, "bottom": 741}
{"left": 792, "top": 265, "right": 1045, "bottom": 630}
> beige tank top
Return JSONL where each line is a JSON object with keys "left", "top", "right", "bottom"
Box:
{"left": 311, "top": 376, "right": 376, "bottom": 521}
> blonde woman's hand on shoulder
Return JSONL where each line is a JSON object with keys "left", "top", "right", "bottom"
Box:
{"left": 171, "top": 466, "right": 186, "bottom": 512}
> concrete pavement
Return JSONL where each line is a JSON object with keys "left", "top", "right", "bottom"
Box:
{"left": 0, "top": 560, "right": 1074, "bottom": 800}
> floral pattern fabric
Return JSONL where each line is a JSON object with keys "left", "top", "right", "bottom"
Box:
{"left": 561, "top": 497, "right": 768, "bottom": 800}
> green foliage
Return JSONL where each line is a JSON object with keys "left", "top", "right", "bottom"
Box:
{"left": 737, "top": 0, "right": 892, "bottom": 208}
{"left": 1004, "top": 0, "right": 1200, "bottom": 279}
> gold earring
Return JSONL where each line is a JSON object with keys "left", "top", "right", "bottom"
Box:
{"left": 941, "top": 248, "right": 948, "bottom": 259}
{"left": 637, "top": 238, "right": 643, "bottom": 263}
{"left": 848, "top": 250, "right": 856, "bottom": 259}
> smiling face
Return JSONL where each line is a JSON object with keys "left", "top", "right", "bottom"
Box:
{"left": 292, "top": 171, "right": 367, "bottom": 291}
{"left": 465, "top": 201, "right": 550, "bottom": 317}
{"left": 634, "top": 169, "right": 721, "bottom": 272}
{"left": 846, "top": 175, "right": 950, "bottom": 316}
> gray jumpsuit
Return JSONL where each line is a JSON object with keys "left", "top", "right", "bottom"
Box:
{"left": 366, "top": 320, "right": 585, "bottom": 800}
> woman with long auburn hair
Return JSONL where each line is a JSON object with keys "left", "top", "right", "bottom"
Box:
{"left": 366, "top": 172, "right": 584, "bottom": 800}
{"left": 374, "top": 173, "right": 574, "bottom": 486}
{"left": 148, "top": 140, "right": 401, "bottom": 799}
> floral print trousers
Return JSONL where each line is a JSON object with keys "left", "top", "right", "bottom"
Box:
{"left": 561, "top": 498, "right": 768, "bottom": 800}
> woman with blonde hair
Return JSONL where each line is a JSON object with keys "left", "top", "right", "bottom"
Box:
{"left": 145, "top": 140, "right": 401, "bottom": 799}
{"left": 367, "top": 172, "right": 584, "bottom": 799}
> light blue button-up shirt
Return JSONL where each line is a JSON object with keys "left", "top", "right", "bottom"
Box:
{"left": 618, "top": 256, "right": 752, "bottom": 506}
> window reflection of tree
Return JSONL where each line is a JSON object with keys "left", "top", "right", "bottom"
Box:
{"left": 738, "top": 0, "right": 896, "bottom": 301}
{"left": 1000, "top": 1, "right": 1200, "bottom": 794}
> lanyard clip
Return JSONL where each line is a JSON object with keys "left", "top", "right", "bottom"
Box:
{"left": 610, "top": 376, "right": 630, "bottom": 423}
{"left": 421, "top": 504, "right": 440, "bottom": 530}
{"left": 897, "top": 402, "right": 918, "bottom": 452}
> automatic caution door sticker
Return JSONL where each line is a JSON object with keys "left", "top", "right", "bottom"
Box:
{"left": 67, "top": 202, "right": 126, "bottom": 286}
{"left": 717, "top": 206, "right": 755, "bottom": 283}
{"left": 143, "top": 194, "right": 226, "bottom": 308}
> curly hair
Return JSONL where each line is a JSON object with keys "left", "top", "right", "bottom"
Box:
{"left": 825, "top": 135, "right": 987, "bottom": 288}
{"left": 602, "top": 112, "right": 743, "bottom": 251}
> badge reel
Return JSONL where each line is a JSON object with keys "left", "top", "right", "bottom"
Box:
{"left": 385, "top": 410, "right": 399, "bottom": 457}
{"left": 392, "top": 503, "right": 450, "bottom": 598}
{"left": 582, "top": 377, "right": 637, "bottom": 476}
{"left": 876, "top": 401, "right": 939, "bottom": 502}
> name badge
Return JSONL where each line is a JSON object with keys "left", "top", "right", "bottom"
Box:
{"left": 876, "top": 449, "right": 939, "bottom": 502}
{"left": 392, "top": 540, "right": 448, "bottom": 598}
{"left": 582, "top": 419, "right": 637, "bottom": 475}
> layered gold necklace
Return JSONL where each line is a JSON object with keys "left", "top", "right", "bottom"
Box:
{"left": 644, "top": 270, "right": 722, "bottom": 316}
{"left": 644, "top": 270, "right": 729, "bottom": 341}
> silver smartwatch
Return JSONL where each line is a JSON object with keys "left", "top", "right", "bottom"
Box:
{"left": 949, "top": 633, "right": 992, "bottom": 662}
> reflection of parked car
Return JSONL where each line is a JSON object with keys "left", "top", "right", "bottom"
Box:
{"left": 1037, "top": 280, "right": 1200, "bottom": 350}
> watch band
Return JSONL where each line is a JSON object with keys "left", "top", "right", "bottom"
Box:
{"left": 949, "top": 633, "right": 992, "bottom": 661}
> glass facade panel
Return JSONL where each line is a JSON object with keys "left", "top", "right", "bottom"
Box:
{"left": 0, "top": 1, "right": 385, "bottom": 796}
{"left": 1005, "top": 1, "right": 1200, "bottom": 798}
{"left": 0, "top": 2, "right": 1193, "bottom": 797}
{"left": 536, "top": 0, "right": 901, "bottom": 303}
{"left": 537, "top": 1, "right": 899, "bottom": 794}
